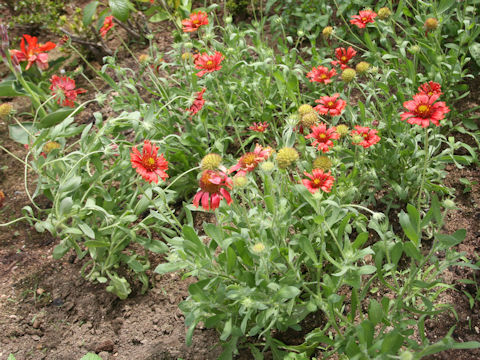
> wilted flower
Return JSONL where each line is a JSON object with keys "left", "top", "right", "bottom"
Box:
{"left": 302, "top": 169, "right": 334, "bottom": 193}
{"left": 42, "top": 141, "right": 61, "bottom": 154}
{"left": 331, "top": 46, "right": 357, "bottom": 70}
{"left": 100, "top": 16, "right": 114, "bottom": 38}
{"left": 299, "top": 112, "right": 318, "bottom": 129}
{"left": 341, "top": 68, "right": 356, "bottom": 82}
{"left": 350, "top": 126, "right": 381, "bottom": 148}
{"left": 49, "top": 75, "right": 86, "bottom": 107}
{"left": 307, "top": 66, "right": 337, "bottom": 84}
{"left": 230, "top": 144, "right": 272, "bottom": 175}
{"left": 193, "top": 169, "right": 233, "bottom": 211}
{"left": 277, "top": 147, "right": 299, "bottom": 169}
{"left": 181, "top": 52, "right": 193, "bottom": 61}
{"left": 9, "top": 34, "right": 56, "bottom": 70}
{"left": 251, "top": 243, "right": 266, "bottom": 253}
{"left": 0, "top": 103, "right": 13, "bottom": 118}
{"left": 350, "top": 10, "right": 377, "bottom": 29}
{"left": 233, "top": 175, "right": 248, "bottom": 188}
{"left": 194, "top": 51, "right": 224, "bottom": 77}
{"left": 201, "top": 153, "right": 222, "bottom": 170}
{"left": 186, "top": 88, "right": 206, "bottom": 116}
{"left": 424, "top": 18, "right": 438, "bottom": 33}
{"left": 182, "top": 11, "right": 209, "bottom": 33}
{"left": 130, "top": 140, "right": 169, "bottom": 183}
{"left": 306, "top": 123, "right": 340, "bottom": 153}
{"left": 401, "top": 94, "right": 450, "bottom": 127}
{"left": 139, "top": 54, "right": 150, "bottom": 64}
{"left": 0, "top": 190, "right": 5, "bottom": 208}
{"left": 249, "top": 122, "right": 269, "bottom": 132}
{"left": 260, "top": 161, "right": 275, "bottom": 172}
{"left": 322, "top": 26, "right": 333, "bottom": 39}
{"left": 314, "top": 93, "right": 346, "bottom": 116}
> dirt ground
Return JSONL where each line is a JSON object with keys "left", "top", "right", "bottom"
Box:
{"left": 1, "top": 4, "right": 480, "bottom": 360}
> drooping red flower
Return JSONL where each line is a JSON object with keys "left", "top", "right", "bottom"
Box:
{"left": 351, "top": 126, "right": 381, "bottom": 148}
{"left": 305, "top": 123, "right": 340, "bottom": 153}
{"left": 9, "top": 34, "right": 56, "bottom": 70}
{"left": 401, "top": 94, "right": 450, "bottom": 128}
{"left": 350, "top": 10, "right": 378, "bottom": 29}
{"left": 186, "top": 88, "right": 206, "bottom": 116}
{"left": 306, "top": 66, "right": 337, "bottom": 84}
{"left": 182, "top": 11, "right": 209, "bottom": 33}
{"left": 331, "top": 47, "right": 357, "bottom": 70}
{"left": 193, "top": 169, "right": 233, "bottom": 211}
{"left": 229, "top": 144, "right": 273, "bottom": 175}
{"left": 249, "top": 122, "right": 269, "bottom": 132}
{"left": 130, "top": 140, "right": 169, "bottom": 184}
{"left": 314, "top": 93, "right": 346, "bottom": 116}
{"left": 302, "top": 169, "right": 335, "bottom": 194}
{"left": 417, "top": 81, "right": 443, "bottom": 97}
{"left": 100, "top": 16, "right": 114, "bottom": 38}
{"left": 194, "top": 51, "right": 224, "bottom": 77}
{"left": 49, "top": 75, "right": 86, "bottom": 107}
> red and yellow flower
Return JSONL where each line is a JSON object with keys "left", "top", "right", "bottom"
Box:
{"left": 194, "top": 51, "right": 224, "bottom": 77}
{"left": 302, "top": 169, "right": 334, "bottom": 194}
{"left": 351, "top": 126, "right": 381, "bottom": 148}
{"left": 49, "top": 75, "right": 86, "bottom": 108}
{"left": 350, "top": 10, "right": 377, "bottom": 29}
{"left": 401, "top": 94, "right": 450, "bottom": 128}
{"left": 331, "top": 47, "right": 357, "bottom": 70}
{"left": 249, "top": 122, "right": 269, "bottom": 132}
{"left": 182, "top": 11, "right": 209, "bottom": 33}
{"left": 130, "top": 140, "right": 169, "bottom": 184}
{"left": 193, "top": 169, "right": 233, "bottom": 211}
{"left": 186, "top": 88, "right": 206, "bottom": 116}
{"left": 314, "top": 93, "right": 346, "bottom": 117}
{"left": 305, "top": 123, "right": 340, "bottom": 153}
{"left": 417, "top": 81, "right": 442, "bottom": 97}
{"left": 306, "top": 66, "right": 337, "bottom": 84}
{"left": 9, "top": 34, "right": 56, "bottom": 70}
{"left": 229, "top": 144, "right": 272, "bottom": 175}
{"left": 100, "top": 16, "right": 114, "bottom": 38}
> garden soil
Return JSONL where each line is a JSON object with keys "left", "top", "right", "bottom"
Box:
{"left": 1, "top": 9, "right": 480, "bottom": 360}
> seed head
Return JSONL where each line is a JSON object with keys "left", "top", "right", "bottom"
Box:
{"left": 424, "top": 18, "right": 438, "bottom": 31}
{"left": 377, "top": 7, "right": 391, "bottom": 20}
{"left": 233, "top": 175, "right": 248, "bottom": 188}
{"left": 201, "top": 153, "right": 222, "bottom": 170}
{"left": 300, "top": 112, "right": 318, "bottom": 129}
{"left": 341, "top": 68, "right": 356, "bottom": 82}
{"left": 322, "top": 26, "right": 333, "bottom": 39}
{"left": 336, "top": 124, "right": 349, "bottom": 137}
{"left": 298, "top": 104, "right": 313, "bottom": 116}
{"left": 43, "top": 141, "right": 61, "bottom": 154}
{"left": 182, "top": 52, "right": 193, "bottom": 61}
{"left": 356, "top": 61, "right": 370, "bottom": 74}
{"left": 313, "top": 156, "right": 333, "bottom": 171}
{"left": 409, "top": 45, "right": 421, "bottom": 54}
{"left": 0, "top": 103, "right": 13, "bottom": 118}
{"left": 260, "top": 161, "right": 275, "bottom": 172}
{"left": 139, "top": 54, "right": 150, "bottom": 63}
{"left": 277, "top": 147, "right": 299, "bottom": 169}
{"left": 252, "top": 243, "right": 266, "bottom": 253}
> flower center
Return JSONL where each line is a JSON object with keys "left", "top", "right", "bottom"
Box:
{"left": 320, "top": 74, "right": 327, "bottom": 79}
{"left": 193, "top": 19, "right": 200, "bottom": 24}
{"left": 341, "top": 56, "right": 347, "bottom": 62}
{"left": 199, "top": 171, "right": 221, "bottom": 193}
{"left": 362, "top": 17, "right": 367, "bottom": 22}
{"left": 206, "top": 60, "right": 214, "bottom": 68}
{"left": 143, "top": 156, "right": 157, "bottom": 171}
{"left": 313, "top": 178, "right": 321, "bottom": 185}
{"left": 241, "top": 153, "right": 257, "bottom": 168}
{"left": 416, "top": 104, "right": 431, "bottom": 117}
{"left": 319, "top": 133, "right": 327, "bottom": 140}
{"left": 327, "top": 101, "right": 334, "bottom": 107}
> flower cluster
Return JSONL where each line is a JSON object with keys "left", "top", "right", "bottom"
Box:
{"left": 401, "top": 82, "right": 449, "bottom": 128}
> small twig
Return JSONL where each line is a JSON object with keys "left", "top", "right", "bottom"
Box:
{"left": 89, "top": 25, "right": 114, "bottom": 55}
{"left": 114, "top": 19, "right": 142, "bottom": 39}
{"left": 60, "top": 28, "right": 113, "bottom": 56}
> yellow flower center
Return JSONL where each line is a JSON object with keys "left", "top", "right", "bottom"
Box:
{"left": 320, "top": 74, "right": 327, "bottom": 79}
{"left": 417, "top": 104, "right": 430, "bottom": 115}
{"left": 341, "top": 56, "right": 347, "bottom": 62}
{"left": 362, "top": 17, "right": 367, "bottom": 22}
{"left": 313, "top": 178, "right": 321, "bottom": 185}
{"left": 319, "top": 133, "right": 327, "bottom": 139}
{"left": 241, "top": 153, "right": 257, "bottom": 167}
{"left": 327, "top": 101, "right": 334, "bottom": 107}
{"left": 206, "top": 60, "right": 213, "bottom": 67}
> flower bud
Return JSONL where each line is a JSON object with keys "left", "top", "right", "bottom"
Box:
{"left": 356, "top": 61, "right": 370, "bottom": 74}
{"left": 260, "top": 161, "right": 275, "bottom": 172}
{"left": 336, "top": 124, "right": 349, "bottom": 137}
{"left": 251, "top": 242, "right": 266, "bottom": 253}
{"left": 409, "top": 45, "right": 421, "bottom": 54}
{"left": 297, "top": 30, "right": 304, "bottom": 37}
{"left": 277, "top": 147, "right": 299, "bottom": 169}
{"left": 399, "top": 351, "right": 414, "bottom": 360}
{"left": 377, "top": 7, "right": 391, "bottom": 20}
{"left": 233, "top": 175, "right": 248, "bottom": 188}
{"left": 225, "top": 16, "right": 233, "bottom": 24}
{"left": 0, "top": 103, "right": 13, "bottom": 118}
{"left": 322, "top": 26, "right": 333, "bottom": 39}
{"left": 424, "top": 18, "right": 438, "bottom": 31}
{"left": 443, "top": 199, "right": 456, "bottom": 209}
{"left": 300, "top": 112, "right": 318, "bottom": 129}
{"left": 298, "top": 104, "right": 313, "bottom": 116}
{"left": 313, "top": 156, "right": 332, "bottom": 171}
{"left": 201, "top": 153, "right": 222, "bottom": 170}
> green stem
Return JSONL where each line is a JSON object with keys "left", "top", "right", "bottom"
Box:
{"left": 417, "top": 128, "right": 430, "bottom": 209}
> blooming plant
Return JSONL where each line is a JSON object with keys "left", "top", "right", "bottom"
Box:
{"left": 49, "top": 75, "right": 86, "bottom": 107}
{"left": 9, "top": 34, "right": 56, "bottom": 70}
{"left": 182, "top": 11, "right": 209, "bottom": 33}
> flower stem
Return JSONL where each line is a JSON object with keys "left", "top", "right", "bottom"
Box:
{"left": 417, "top": 128, "right": 430, "bottom": 209}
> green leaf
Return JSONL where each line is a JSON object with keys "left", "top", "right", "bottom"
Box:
{"left": 436, "top": 229, "right": 466, "bottom": 248}
{"left": 106, "top": 273, "right": 131, "bottom": 299}
{"left": 0, "top": 80, "right": 25, "bottom": 96}
{"left": 109, "top": 0, "right": 132, "bottom": 22}
{"left": 59, "top": 176, "right": 81, "bottom": 193}
{"left": 182, "top": 225, "right": 205, "bottom": 255}
{"left": 59, "top": 197, "right": 73, "bottom": 216}
{"left": 154, "top": 261, "right": 187, "bottom": 274}
{"left": 38, "top": 108, "right": 76, "bottom": 129}
{"left": 403, "top": 242, "right": 422, "bottom": 262}
{"left": 437, "top": 0, "right": 456, "bottom": 14}
{"left": 299, "top": 236, "right": 317, "bottom": 264}
{"left": 276, "top": 286, "right": 300, "bottom": 300}
{"left": 220, "top": 318, "right": 232, "bottom": 341}
{"left": 53, "top": 240, "right": 70, "bottom": 259}
{"left": 8, "top": 355, "right": 17, "bottom": 360}
{"left": 469, "top": 42, "right": 480, "bottom": 67}
{"left": 399, "top": 210, "right": 419, "bottom": 246}
{"left": 80, "top": 353, "right": 104, "bottom": 360}
{"left": 368, "top": 299, "right": 383, "bottom": 325}
{"left": 8, "top": 122, "right": 35, "bottom": 145}
{"left": 78, "top": 222, "right": 95, "bottom": 239}
{"left": 83, "top": 1, "right": 99, "bottom": 26}
{"left": 84, "top": 240, "right": 110, "bottom": 248}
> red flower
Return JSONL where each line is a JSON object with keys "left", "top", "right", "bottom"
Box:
{"left": 9, "top": 34, "right": 56, "bottom": 70}
{"left": 302, "top": 169, "right": 334, "bottom": 194}
{"left": 229, "top": 144, "right": 272, "bottom": 175}
{"left": 193, "top": 169, "right": 233, "bottom": 211}
{"left": 305, "top": 123, "right": 340, "bottom": 153}
{"left": 306, "top": 66, "right": 337, "bottom": 84}
{"left": 401, "top": 94, "right": 450, "bottom": 128}
{"left": 194, "top": 51, "right": 224, "bottom": 77}
{"left": 331, "top": 47, "right": 357, "bottom": 70}
{"left": 314, "top": 93, "right": 346, "bottom": 116}
{"left": 186, "top": 88, "right": 206, "bottom": 116}
{"left": 49, "top": 75, "right": 86, "bottom": 107}
{"left": 182, "top": 11, "right": 209, "bottom": 33}
{"left": 130, "top": 140, "right": 169, "bottom": 183}
{"left": 100, "top": 16, "right": 114, "bottom": 38}
{"left": 249, "top": 122, "right": 269, "bottom": 132}
{"left": 350, "top": 10, "right": 378, "bottom": 29}
{"left": 417, "top": 81, "right": 443, "bottom": 97}
{"left": 351, "top": 126, "right": 380, "bottom": 148}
